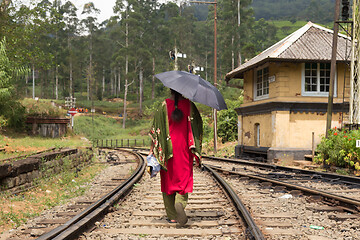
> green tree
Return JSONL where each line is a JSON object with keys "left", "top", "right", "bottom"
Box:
{"left": 217, "top": 98, "right": 242, "bottom": 143}
{"left": 251, "top": 18, "right": 278, "bottom": 53}
{"left": 207, "top": 0, "right": 254, "bottom": 81}
{"left": 81, "top": 2, "right": 100, "bottom": 101}
{"left": 0, "top": 38, "right": 28, "bottom": 129}
{"left": 62, "top": 1, "right": 79, "bottom": 97}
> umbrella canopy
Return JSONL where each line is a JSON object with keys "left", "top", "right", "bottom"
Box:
{"left": 155, "top": 71, "right": 227, "bottom": 110}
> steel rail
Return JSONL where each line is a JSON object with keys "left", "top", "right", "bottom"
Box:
{"left": 36, "top": 149, "right": 146, "bottom": 240}
{"left": 203, "top": 164, "right": 265, "bottom": 240}
{"left": 128, "top": 149, "right": 265, "bottom": 238}
{"left": 203, "top": 156, "right": 360, "bottom": 185}
{"left": 210, "top": 165, "right": 360, "bottom": 210}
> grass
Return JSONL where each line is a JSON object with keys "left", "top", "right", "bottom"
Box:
{"left": 203, "top": 139, "right": 238, "bottom": 158}
{"left": 0, "top": 98, "right": 90, "bottom": 160}
{"left": 269, "top": 20, "right": 308, "bottom": 40}
{"left": 21, "top": 98, "right": 67, "bottom": 118}
{"left": 0, "top": 153, "right": 103, "bottom": 233}
{"left": 73, "top": 114, "right": 151, "bottom": 143}
{"left": 74, "top": 100, "right": 124, "bottom": 115}
{"left": 0, "top": 134, "right": 90, "bottom": 161}
{"left": 336, "top": 168, "right": 350, "bottom": 175}
{"left": 52, "top": 96, "right": 168, "bottom": 118}
{"left": 269, "top": 20, "right": 333, "bottom": 41}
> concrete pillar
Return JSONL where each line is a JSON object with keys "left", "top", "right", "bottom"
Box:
{"left": 238, "top": 115, "right": 243, "bottom": 145}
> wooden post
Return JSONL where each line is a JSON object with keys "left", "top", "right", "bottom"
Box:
{"left": 121, "top": 139, "right": 123, "bottom": 147}
{"left": 116, "top": 139, "right": 118, "bottom": 148}
{"left": 135, "top": 139, "right": 137, "bottom": 147}
{"left": 213, "top": 0, "right": 218, "bottom": 153}
{"left": 128, "top": 139, "right": 129, "bottom": 147}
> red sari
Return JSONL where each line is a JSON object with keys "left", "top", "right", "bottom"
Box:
{"left": 160, "top": 98, "right": 194, "bottom": 195}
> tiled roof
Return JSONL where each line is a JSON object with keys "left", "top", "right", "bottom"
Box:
{"left": 226, "top": 22, "right": 352, "bottom": 80}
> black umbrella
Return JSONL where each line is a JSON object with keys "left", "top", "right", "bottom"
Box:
{"left": 155, "top": 71, "right": 227, "bottom": 110}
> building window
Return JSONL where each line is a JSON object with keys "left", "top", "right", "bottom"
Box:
{"left": 302, "top": 63, "right": 336, "bottom": 96}
{"left": 255, "top": 67, "right": 269, "bottom": 99}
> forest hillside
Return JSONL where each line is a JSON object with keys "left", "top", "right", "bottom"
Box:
{"left": 252, "top": 0, "right": 336, "bottom": 23}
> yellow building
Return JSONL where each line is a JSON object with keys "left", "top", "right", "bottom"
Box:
{"left": 226, "top": 22, "right": 351, "bottom": 161}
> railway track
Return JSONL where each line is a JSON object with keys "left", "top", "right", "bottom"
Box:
{"left": 76, "top": 148, "right": 263, "bottom": 239}
{"left": 1, "top": 149, "right": 140, "bottom": 240}
{"left": 2, "top": 147, "right": 360, "bottom": 239}
{"left": 202, "top": 156, "right": 360, "bottom": 239}
{"left": 83, "top": 165, "right": 247, "bottom": 239}
{"left": 202, "top": 156, "right": 360, "bottom": 207}
{"left": 2, "top": 148, "right": 263, "bottom": 240}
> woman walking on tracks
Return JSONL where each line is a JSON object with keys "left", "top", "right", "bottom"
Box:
{"left": 149, "top": 89, "right": 203, "bottom": 227}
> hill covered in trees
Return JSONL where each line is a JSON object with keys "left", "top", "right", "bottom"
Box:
{"left": 252, "top": 0, "right": 336, "bottom": 24}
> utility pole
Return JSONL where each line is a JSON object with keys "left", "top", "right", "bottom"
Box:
{"left": 32, "top": 64, "right": 35, "bottom": 99}
{"left": 174, "top": 42, "right": 179, "bottom": 70}
{"left": 350, "top": 0, "right": 360, "bottom": 126}
{"left": 326, "top": 0, "right": 341, "bottom": 137}
{"left": 190, "top": 0, "right": 218, "bottom": 153}
{"left": 213, "top": 1, "right": 218, "bottom": 154}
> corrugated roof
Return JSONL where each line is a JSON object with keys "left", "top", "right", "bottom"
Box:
{"left": 226, "top": 22, "right": 352, "bottom": 80}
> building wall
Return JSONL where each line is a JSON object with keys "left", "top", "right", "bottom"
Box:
{"left": 241, "top": 62, "right": 349, "bottom": 106}
{"left": 239, "top": 113, "right": 273, "bottom": 147}
{"left": 238, "top": 61, "right": 349, "bottom": 159}
{"left": 243, "top": 69, "right": 254, "bottom": 103}
{"left": 288, "top": 112, "right": 342, "bottom": 148}
{"left": 238, "top": 110, "right": 342, "bottom": 149}
{"left": 270, "top": 63, "right": 297, "bottom": 98}
{"left": 271, "top": 110, "right": 290, "bottom": 148}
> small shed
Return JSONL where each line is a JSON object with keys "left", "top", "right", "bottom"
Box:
{"left": 225, "top": 22, "right": 351, "bottom": 162}
{"left": 26, "top": 117, "right": 70, "bottom": 138}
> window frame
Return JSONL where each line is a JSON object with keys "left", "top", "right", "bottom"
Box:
{"left": 253, "top": 65, "right": 270, "bottom": 101}
{"left": 301, "top": 62, "right": 337, "bottom": 97}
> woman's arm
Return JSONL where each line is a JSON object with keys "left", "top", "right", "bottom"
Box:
{"left": 149, "top": 138, "right": 155, "bottom": 155}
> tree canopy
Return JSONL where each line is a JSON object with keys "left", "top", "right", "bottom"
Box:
{"left": 0, "top": 0, "right": 335, "bottom": 128}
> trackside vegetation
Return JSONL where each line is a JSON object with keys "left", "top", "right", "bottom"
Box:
{"left": 0, "top": 152, "right": 102, "bottom": 232}
{"left": 315, "top": 128, "right": 360, "bottom": 175}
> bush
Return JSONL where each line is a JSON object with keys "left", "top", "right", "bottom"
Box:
{"left": 143, "top": 100, "right": 162, "bottom": 118}
{"left": 202, "top": 113, "right": 213, "bottom": 143}
{"left": 316, "top": 128, "right": 360, "bottom": 171}
{"left": 4, "top": 101, "right": 25, "bottom": 129}
{"left": 0, "top": 38, "right": 29, "bottom": 131}
{"left": 0, "top": 115, "right": 7, "bottom": 130}
{"left": 21, "top": 98, "right": 65, "bottom": 118}
{"left": 218, "top": 108, "right": 238, "bottom": 143}
{"left": 217, "top": 98, "right": 242, "bottom": 143}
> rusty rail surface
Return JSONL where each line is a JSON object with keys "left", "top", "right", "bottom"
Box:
{"left": 203, "top": 164, "right": 265, "bottom": 240}
{"left": 209, "top": 164, "right": 360, "bottom": 213}
{"left": 203, "top": 156, "right": 360, "bottom": 185}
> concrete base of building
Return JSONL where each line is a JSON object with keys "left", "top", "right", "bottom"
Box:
{"left": 268, "top": 147, "right": 312, "bottom": 162}
{"left": 235, "top": 145, "right": 269, "bottom": 161}
{"left": 235, "top": 145, "right": 312, "bottom": 164}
